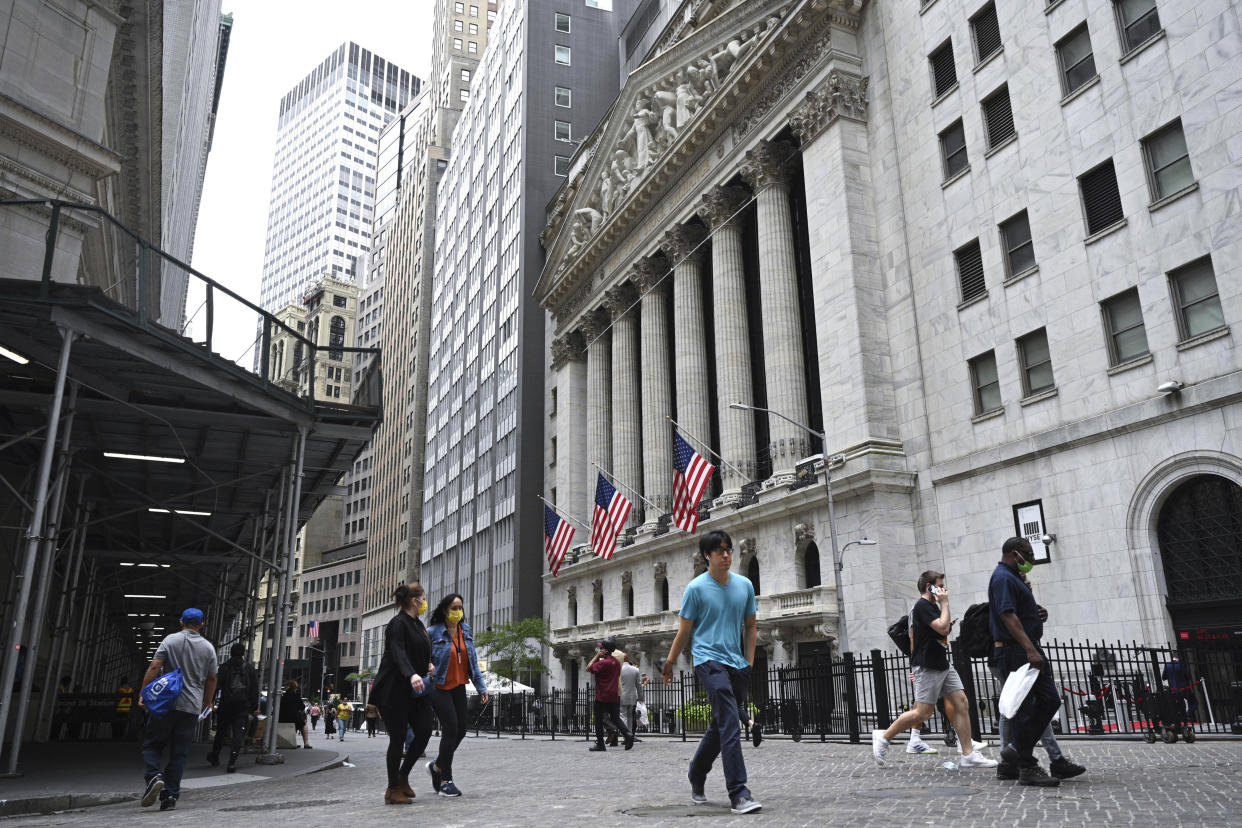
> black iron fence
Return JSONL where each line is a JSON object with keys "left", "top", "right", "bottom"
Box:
{"left": 460, "top": 640, "right": 1242, "bottom": 743}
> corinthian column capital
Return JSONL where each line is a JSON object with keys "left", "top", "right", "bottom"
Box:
{"left": 603, "top": 281, "right": 639, "bottom": 319}
{"left": 632, "top": 254, "right": 670, "bottom": 293}
{"left": 662, "top": 223, "right": 708, "bottom": 263}
{"left": 551, "top": 330, "right": 587, "bottom": 369}
{"left": 697, "top": 185, "right": 750, "bottom": 231}
{"left": 790, "top": 70, "right": 870, "bottom": 144}
{"left": 740, "top": 139, "right": 796, "bottom": 191}
{"left": 579, "top": 306, "right": 611, "bottom": 343}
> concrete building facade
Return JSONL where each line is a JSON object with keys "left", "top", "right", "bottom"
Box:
{"left": 536, "top": 0, "right": 1242, "bottom": 684}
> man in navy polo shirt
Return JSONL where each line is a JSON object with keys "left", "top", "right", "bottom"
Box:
{"left": 989, "top": 538, "right": 1061, "bottom": 787}
{"left": 662, "top": 530, "right": 761, "bottom": 815}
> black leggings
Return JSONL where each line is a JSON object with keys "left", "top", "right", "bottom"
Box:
{"left": 380, "top": 697, "right": 433, "bottom": 788}
{"left": 430, "top": 684, "right": 469, "bottom": 781}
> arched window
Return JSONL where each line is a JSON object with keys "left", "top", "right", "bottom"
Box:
{"left": 659, "top": 577, "right": 669, "bottom": 611}
{"left": 329, "top": 315, "right": 346, "bottom": 360}
{"left": 594, "top": 591, "right": 604, "bottom": 622}
{"left": 1157, "top": 474, "right": 1242, "bottom": 630}
{"left": 568, "top": 598, "right": 577, "bottom": 627}
{"left": 623, "top": 585, "right": 634, "bottom": 617}
{"left": 747, "top": 556, "right": 761, "bottom": 595}
{"left": 802, "top": 541, "right": 821, "bottom": 589}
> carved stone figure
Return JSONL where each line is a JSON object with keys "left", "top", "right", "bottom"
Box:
{"left": 625, "top": 98, "right": 659, "bottom": 171}
{"left": 674, "top": 69, "right": 701, "bottom": 127}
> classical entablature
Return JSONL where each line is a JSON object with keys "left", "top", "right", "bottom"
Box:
{"left": 534, "top": 0, "right": 867, "bottom": 329}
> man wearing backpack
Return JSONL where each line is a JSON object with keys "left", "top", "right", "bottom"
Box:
{"left": 207, "top": 643, "right": 258, "bottom": 773}
{"left": 872, "top": 571, "right": 996, "bottom": 769}
{"left": 138, "top": 608, "right": 218, "bottom": 811}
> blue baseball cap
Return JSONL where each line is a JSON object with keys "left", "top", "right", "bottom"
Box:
{"left": 181, "top": 608, "right": 204, "bottom": 625}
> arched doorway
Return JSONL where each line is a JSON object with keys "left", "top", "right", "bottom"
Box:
{"left": 747, "top": 556, "right": 761, "bottom": 595}
{"left": 801, "top": 541, "right": 821, "bottom": 589}
{"left": 1157, "top": 474, "right": 1242, "bottom": 638}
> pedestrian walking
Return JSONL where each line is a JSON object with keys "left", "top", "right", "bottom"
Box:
{"left": 114, "top": 678, "right": 136, "bottom": 740}
{"left": 335, "top": 698, "right": 352, "bottom": 741}
{"left": 989, "top": 537, "right": 1064, "bottom": 787}
{"left": 587, "top": 641, "right": 632, "bottom": 751}
{"left": 426, "top": 593, "right": 489, "bottom": 798}
{"left": 138, "top": 608, "right": 218, "bottom": 811}
{"left": 365, "top": 701, "right": 380, "bottom": 737}
{"left": 618, "top": 651, "right": 644, "bottom": 735}
{"left": 279, "top": 680, "right": 313, "bottom": 748}
{"left": 871, "top": 571, "right": 996, "bottom": 769}
{"left": 323, "top": 699, "right": 336, "bottom": 739}
{"left": 372, "top": 582, "right": 436, "bottom": 805}
{"left": 208, "top": 643, "right": 260, "bottom": 772}
{"left": 661, "top": 530, "right": 762, "bottom": 815}
{"left": 309, "top": 701, "right": 321, "bottom": 730}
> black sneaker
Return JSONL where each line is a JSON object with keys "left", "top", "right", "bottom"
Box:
{"left": 1018, "top": 764, "right": 1061, "bottom": 787}
{"left": 624, "top": 731, "right": 635, "bottom": 750}
{"left": 689, "top": 774, "right": 706, "bottom": 805}
{"left": 1050, "top": 757, "right": 1086, "bottom": 779}
{"left": 206, "top": 751, "right": 219, "bottom": 767}
{"left": 159, "top": 797, "right": 177, "bottom": 811}
{"left": 730, "top": 795, "right": 762, "bottom": 814}
{"left": 996, "top": 762, "right": 1019, "bottom": 780}
{"left": 141, "top": 774, "right": 164, "bottom": 808}
{"left": 438, "top": 781, "right": 462, "bottom": 797}
{"left": 427, "top": 760, "right": 442, "bottom": 792}
{"left": 588, "top": 743, "right": 607, "bottom": 751}
{"left": 752, "top": 722, "right": 763, "bottom": 748}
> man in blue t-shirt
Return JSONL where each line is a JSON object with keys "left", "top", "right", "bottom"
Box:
{"left": 662, "top": 530, "right": 761, "bottom": 815}
{"left": 988, "top": 537, "right": 1062, "bottom": 787}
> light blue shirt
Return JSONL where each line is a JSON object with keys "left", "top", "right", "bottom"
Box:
{"left": 679, "top": 571, "right": 757, "bottom": 670}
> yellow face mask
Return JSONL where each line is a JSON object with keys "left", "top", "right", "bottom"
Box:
{"left": 447, "top": 609, "right": 464, "bottom": 624}
{"left": 417, "top": 599, "right": 428, "bottom": 616}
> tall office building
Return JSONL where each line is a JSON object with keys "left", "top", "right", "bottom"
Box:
{"left": 361, "top": 1, "right": 497, "bottom": 672}
{"left": 257, "top": 43, "right": 420, "bottom": 316}
{"left": 419, "top": 0, "right": 639, "bottom": 629}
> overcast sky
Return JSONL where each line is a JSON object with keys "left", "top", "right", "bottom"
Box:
{"left": 189, "top": 0, "right": 434, "bottom": 364}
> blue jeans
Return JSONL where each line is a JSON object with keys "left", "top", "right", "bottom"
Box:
{"left": 337, "top": 716, "right": 347, "bottom": 739}
{"left": 994, "top": 646, "right": 1061, "bottom": 765}
{"left": 690, "top": 660, "right": 751, "bottom": 801}
{"left": 142, "top": 710, "right": 197, "bottom": 799}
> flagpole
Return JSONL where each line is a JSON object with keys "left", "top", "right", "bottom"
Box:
{"left": 591, "top": 461, "right": 681, "bottom": 530}
{"left": 667, "top": 415, "right": 756, "bottom": 484}
{"left": 535, "top": 494, "right": 591, "bottom": 533}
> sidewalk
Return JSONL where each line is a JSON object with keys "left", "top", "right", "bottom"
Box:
{"left": 0, "top": 732, "right": 347, "bottom": 817}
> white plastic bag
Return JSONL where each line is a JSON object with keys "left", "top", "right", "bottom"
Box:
{"left": 998, "top": 663, "right": 1039, "bottom": 719}
{"left": 635, "top": 700, "right": 649, "bottom": 727}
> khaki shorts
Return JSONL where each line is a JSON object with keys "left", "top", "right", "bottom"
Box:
{"left": 912, "top": 666, "right": 964, "bottom": 705}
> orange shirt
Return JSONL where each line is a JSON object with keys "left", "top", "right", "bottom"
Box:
{"left": 437, "top": 626, "right": 468, "bottom": 690}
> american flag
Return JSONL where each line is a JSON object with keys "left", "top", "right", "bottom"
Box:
{"left": 672, "top": 431, "right": 715, "bottom": 533}
{"left": 543, "top": 504, "right": 575, "bottom": 576}
{"left": 307, "top": 620, "right": 319, "bottom": 639}
{"left": 591, "top": 474, "right": 632, "bottom": 560}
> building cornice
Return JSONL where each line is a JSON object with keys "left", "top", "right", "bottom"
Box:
{"left": 0, "top": 93, "right": 123, "bottom": 180}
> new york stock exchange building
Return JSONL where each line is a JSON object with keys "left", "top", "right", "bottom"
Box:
{"left": 535, "top": 0, "right": 1242, "bottom": 686}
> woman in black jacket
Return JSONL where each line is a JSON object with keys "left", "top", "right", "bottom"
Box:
{"left": 370, "top": 582, "right": 435, "bottom": 804}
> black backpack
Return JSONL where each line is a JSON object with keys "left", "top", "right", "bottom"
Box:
{"left": 887, "top": 614, "right": 912, "bottom": 655}
{"left": 957, "top": 602, "right": 993, "bottom": 658}
{"left": 224, "top": 662, "right": 249, "bottom": 705}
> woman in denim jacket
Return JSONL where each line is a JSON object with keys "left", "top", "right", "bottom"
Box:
{"left": 425, "top": 593, "right": 488, "bottom": 797}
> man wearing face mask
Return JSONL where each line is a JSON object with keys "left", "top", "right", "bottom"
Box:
{"left": 988, "top": 537, "right": 1062, "bottom": 787}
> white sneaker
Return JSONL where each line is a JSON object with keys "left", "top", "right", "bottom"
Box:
{"left": 906, "top": 741, "right": 939, "bottom": 754}
{"left": 972, "top": 739, "right": 988, "bottom": 751}
{"left": 871, "top": 730, "right": 890, "bottom": 766}
{"left": 960, "top": 750, "right": 999, "bottom": 768}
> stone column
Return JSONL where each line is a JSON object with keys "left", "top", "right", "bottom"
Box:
{"left": 551, "top": 330, "right": 588, "bottom": 527}
{"left": 582, "top": 307, "right": 612, "bottom": 523}
{"left": 698, "top": 185, "right": 755, "bottom": 501}
{"left": 605, "top": 282, "right": 642, "bottom": 526}
{"left": 662, "top": 224, "right": 711, "bottom": 479}
{"left": 741, "top": 139, "right": 811, "bottom": 481}
{"left": 635, "top": 255, "right": 673, "bottom": 527}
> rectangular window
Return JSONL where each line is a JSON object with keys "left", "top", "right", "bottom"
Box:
{"left": 461, "top": 68, "right": 471, "bottom": 81}
{"left": 554, "top": 155, "right": 570, "bottom": 177}
{"left": 1142, "top": 119, "right": 1194, "bottom": 200}
{"left": 454, "top": 19, "right": 463, "bottom": 31}
{"left": 1017, "top": 328, "right": 1055, "bottom": 396}
{"left": 585, "top": 0, "right": 613, "bottom": 7}
{"left": 1101, "top": 288, "right": 1149, "bottom": 365}
{"left": 971, "top": 2, "right": 1002, "bottom": 64}
{"left": 469, "top": 22, "right": 478, "bottom": 34}
{"left": 969, "top": 351, "right": 1002, "bottom": 415}
{"left": 1168, "top": 257, "right": 1226, "bottom": 340}
{"left": 1056, "top": 24, "right": 1097, "bottom": 96}
{"left": 453, "top": 37, "right": 463, "bottom": 50}
{"left": 940, "top": 119, "right": 969, "bottom": 179}
{"left": 1078, "top": 159, "right": 1125, "bottom": 235}
{"left": 999, "top": 210, "right": 1035, "bottom": 277}
{"left": 468, "top": 41, "right": 477, "bottom": 53}
{"left": 929, "top": 40, "right": 957, "bottom": 99}
{"left": 555, "top": 45, "right": 571, "bottom": 65}
{"left": 455, "top": 1, "right": 464, "bottom": 11}
{"left": 1115, "top": 0, "right": 1161, "bottom": 53}
{"left": 554, "top": 85, "right": 571, "bottom": 107}
{"left": 981, "top": 84, "right": 1015, "bottom": 149}
{"left": 459, "top": 88, "right": 469, "bottom": 102}
{"left": 554, "top": 120, "right": 572, "bottom": 141}
{"left": 554, "top": 12, "right": 571, "bottom": 32}
{"left": 469, "top": 4, "right": 478, "bottom": 15}
{"left": 955, "top": 239, "right": 986, "bottom": 302}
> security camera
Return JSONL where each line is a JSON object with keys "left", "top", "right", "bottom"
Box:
{"left": 1157, "top": 380, "right": 1183, "bottom": 395}
{"left": 1040, "top": 533, "right": 1056, "bottom": 546}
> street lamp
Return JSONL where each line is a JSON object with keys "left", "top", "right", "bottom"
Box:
{"left": 729, "top": 402, "right": 856, "bottom": 655}
{"left": 306, "top": 643, "right": 330, "bottom": 702}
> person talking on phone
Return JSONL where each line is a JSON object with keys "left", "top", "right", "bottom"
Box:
{"left": 872, "top": 571, "right": 996, "bottom": 769}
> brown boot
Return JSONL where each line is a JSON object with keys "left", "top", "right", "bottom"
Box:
{"left": 397, "top": 774, "right": 416, "bottom": 797}
{"left": 384, "top": 786, "right": 413, "bottom": 804}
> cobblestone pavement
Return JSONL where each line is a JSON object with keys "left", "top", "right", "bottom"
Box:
{"left": 9, "top": 731, "right": 1242, "bottom": 826}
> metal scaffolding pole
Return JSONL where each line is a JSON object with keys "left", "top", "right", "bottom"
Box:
{"left": 0, "top": 329, "right": 76, "bottom": 770}
{"left": 263, "top": 428, "right": 306, "bottom": 760}
{"left": 67, "top": 562, "right": 96, "bottom": 692}
{"left": 36, "top": 489, "right": 89, "bottom": 740}
{"left": 245, "top": 494, "right": 270, "bottom": 662}
{"left": 260, "top": 470, "right": 288, "bottom": 706}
